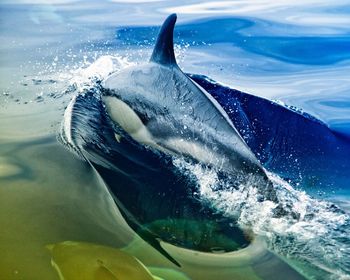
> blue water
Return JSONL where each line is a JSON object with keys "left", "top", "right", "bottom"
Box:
{"left": 1, "top": 1, "right": 350, "bottom": 279}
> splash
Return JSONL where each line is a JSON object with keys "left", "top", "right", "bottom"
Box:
{"left": 68, "top": 55, "right": 134, "bottom": 92}
{"left": 173, "top": 158, "right": 350, "bottom": 279}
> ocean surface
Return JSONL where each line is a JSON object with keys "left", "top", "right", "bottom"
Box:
{"left": 0, "top": 1, "right": 349, "bottom": 279}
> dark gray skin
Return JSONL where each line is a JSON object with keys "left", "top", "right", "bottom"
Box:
{"left": 102, "top": 14, "right": 275, "bottom": 197}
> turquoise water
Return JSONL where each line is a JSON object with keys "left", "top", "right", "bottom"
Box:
{"left": 1, "top": 1, "right": 349, "bottom": 279}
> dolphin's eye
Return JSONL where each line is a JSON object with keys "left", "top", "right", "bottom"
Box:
{"left": 132, "top": 98, "right": 157, "bottom": 125}
{"left": 134, "top": 110, "right": 150, "bottom": 125}
{"left": 101, "top": 87, "right": 115, "bottom": 97}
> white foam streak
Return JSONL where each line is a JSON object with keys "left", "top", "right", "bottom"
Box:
{"left": 69, "top": 55, "right": 134, "bottom": 92}
{"left": 173, "top": 158, "right": 350, "bottom": 278}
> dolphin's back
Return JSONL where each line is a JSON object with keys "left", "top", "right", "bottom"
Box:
{"left": 104, "top": 62, "right": 266, "bottom": 180}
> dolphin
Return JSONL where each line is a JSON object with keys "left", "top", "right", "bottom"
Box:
{"left": 60, "top": 13, "right": 283, "bottom": 268}
{"left": 102, "top": 13, "right": 275, "bottom": 200}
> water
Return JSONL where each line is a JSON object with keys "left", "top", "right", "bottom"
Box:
{"left": 1, "top": 1, "right": 350, "bottom": 279}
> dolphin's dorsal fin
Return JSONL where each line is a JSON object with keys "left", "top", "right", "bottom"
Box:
{"left": 150, "top": 13, "right": 177, "bottom": 66}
